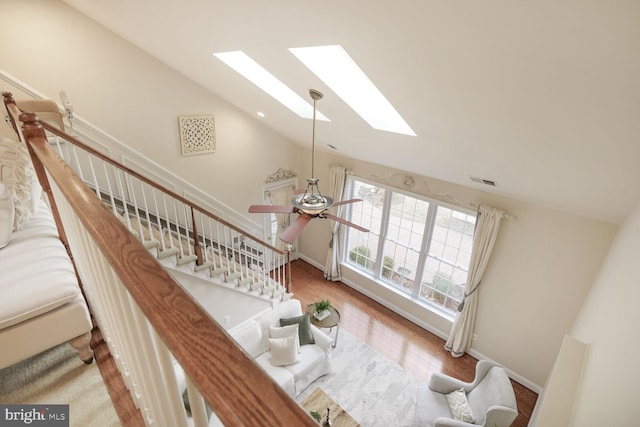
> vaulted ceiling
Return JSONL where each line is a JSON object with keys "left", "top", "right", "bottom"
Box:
{"left": 61, "top": 0, "right": 640, "bottom": 225}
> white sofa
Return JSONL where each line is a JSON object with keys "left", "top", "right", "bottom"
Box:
{"left": 174, "top": 299, "right": 333, "bottom": 426}
{"left": 228, "top": 298, "right": 333, "bottom": 396}
{"left": 0, "top": 200, "right": 94, "bottom": 368}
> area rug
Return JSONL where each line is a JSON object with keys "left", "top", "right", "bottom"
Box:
{"left": 297, "top": 329, "right": 421, "bottom": 427}
{"left": 0, "top": 343, "right": 121, "bottom": 427}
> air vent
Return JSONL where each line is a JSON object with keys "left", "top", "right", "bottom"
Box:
{"left": 469, "top": 176, "right": 498, "bottom": 187}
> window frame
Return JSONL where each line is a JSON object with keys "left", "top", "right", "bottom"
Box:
{"left": 341, "top": 175, "right": 477, "bottom": 319}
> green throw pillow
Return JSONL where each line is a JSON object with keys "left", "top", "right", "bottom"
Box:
{"left": 279, "top": 313, "right": 315, "bottom": 345}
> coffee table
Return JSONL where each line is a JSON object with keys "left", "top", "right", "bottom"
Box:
{"left": 300, "top": 388, "right": 360, "bottom": 427}
{"left": 307, "top": 304, "right": 341, "bottom": 347}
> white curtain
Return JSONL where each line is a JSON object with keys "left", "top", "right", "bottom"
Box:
{"left": 268, "top": 186, "right": 294, "bottom": 251}
{"left": 323, "top": 165, "right": 347, "bottom": 281}
{"left": 445, "top": 205, "right": 507, "bottom": 357}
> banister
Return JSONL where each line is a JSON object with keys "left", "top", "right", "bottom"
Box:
{"left": 44, "top": 118, "right": 292, "bottom": 288}
{"left": 13, "top": 109, "right": 315, "bottom": 426}
{"left": 36, "top": 117, "right": 287, "bottom": 256}
{"left": 4, "top": 90, "right": 292, "bottom": 291}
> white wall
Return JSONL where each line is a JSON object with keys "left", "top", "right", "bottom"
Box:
{"left": 531, "top": 335, "right": 589, "bottom": 427}
{"left": 566, "top": 201, "right": 640, "bottom": 425}
{"left": 0, "top": 0, "right": 297, "bottom": 219}
{"left": 297, "top": 150, "right": 617, "bottom": 389}
{"left": 1, "top": 0, "right": 623, "bottom": 394}
{"left": 168, "top": 270, "right": 271, "bottom": 330}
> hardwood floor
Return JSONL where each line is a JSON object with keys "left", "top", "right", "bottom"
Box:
{"left": 94, "top": 259, "right": 537, "bottom": 426}
{"left": 289, "top": 259, "right": 537, "bottom": 427}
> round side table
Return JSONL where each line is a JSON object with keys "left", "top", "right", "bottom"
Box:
{"left": 307, "top": 304, "right": 341, "bottom": 348}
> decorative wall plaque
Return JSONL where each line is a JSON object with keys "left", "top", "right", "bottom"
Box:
{"left": 178, "top": 115, "right": 216, "bottom": 156}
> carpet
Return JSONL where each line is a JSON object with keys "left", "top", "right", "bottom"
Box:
{"left": 297, "top": 329, "right": 421, "bottom": 427}
{"left": 0, "top": 343, "right": 121, "bottom": 427}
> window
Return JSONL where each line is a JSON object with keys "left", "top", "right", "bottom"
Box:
{"left": 344, "top": 177, "right": 477, "bottom": 316}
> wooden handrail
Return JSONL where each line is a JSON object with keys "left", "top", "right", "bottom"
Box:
{"left": 39, "top": 118, "right": 286, "bottom": 255}
{"left": 3, "top": 90, "right": 292, "bottom": 289}
{"left": 12, "top": 109, "right": 315, "bottom": 425}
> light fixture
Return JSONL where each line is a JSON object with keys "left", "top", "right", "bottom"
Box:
{"left": 290, "top": 89, "right": 333, "bottom": 215}
{"left": 213, "top": 51, "right": 329, "bottom": 121}
{"left": 290, "top": 45, "right": 416, "bottom": 136}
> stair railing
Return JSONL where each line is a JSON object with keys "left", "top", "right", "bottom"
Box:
{"left": 4, "top": 94, "right": 315, "bottom": 426}
{"left": 1, "top": 69, "right": 262, "bottom": 237}
{"left": 10, "top": 95, "right": 292, "bottom": 300}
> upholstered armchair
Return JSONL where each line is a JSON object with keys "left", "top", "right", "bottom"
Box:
{"left": 415, "top": 360, "right": 518, "bottom": 427}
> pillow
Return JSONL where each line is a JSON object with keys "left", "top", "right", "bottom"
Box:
{"left": 0, "top": 183, "right": 14, "bottom": 248}
{"left": 446, "top": 388, "right": 475, "bottom": 423}
{"left": 0, "top": 136, "right": 42, "bottom": 230}
{"left": 230, "top": 320, "right": 265, "bottom": 358}
{"left": 279, "top": 313, "right": 315, "bottom": 346}
{"left": 268, "top": 336, "right": 299, "bottom": 367}
{"left": 270, "top": 324, "right": 300, "bottom": 353}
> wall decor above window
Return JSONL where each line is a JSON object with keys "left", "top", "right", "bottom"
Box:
{"left": 178, "top": 115, "right": 216, "bottom": 156}
{"left": 264, "top": 168, "right": 297, "bottom": 184}
{"left": 369, "top": 172, "right": 463, "bottom": 208}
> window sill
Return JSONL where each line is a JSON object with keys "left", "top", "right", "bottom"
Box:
{"left": 341, "top": 263, "right": 456, "bottom": 324}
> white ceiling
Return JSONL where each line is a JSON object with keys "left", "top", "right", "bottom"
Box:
{"left": 61, "top": 0, "right": 640, "bottom": 225}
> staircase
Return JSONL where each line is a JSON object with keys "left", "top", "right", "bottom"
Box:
{"left": 3, "top": 88, "right": 316, "bottom": 427}
{"left": 59, "top": 119, "right": 293, "bottom": 305}
{"left": 116, "top": 202, "right": 292, "bottom": 304}
{"left": 0, "top": 71, "right": 293, "bottom": 306}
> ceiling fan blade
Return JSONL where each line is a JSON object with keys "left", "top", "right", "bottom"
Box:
{"left": 279, "top": 214, "right": 312, "bottom": 243}
{"left": 323, "top": 213, "right": 369, "bottom": 232}
{"left": 332, "top": 198, "right": 363, "bottom": 207}
{"left": 248, "top": 205, "right": 296, "bottom": 213}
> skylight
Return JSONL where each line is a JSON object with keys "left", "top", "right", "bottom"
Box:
{"left": 289, "top": 45, "right": 416, "bottom": 136}
{"left": 213, "top": 51, "right": 329, "bottom": 121}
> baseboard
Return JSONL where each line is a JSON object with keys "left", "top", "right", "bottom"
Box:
{"left": 296, "top": 254, "right": 542, "bottom": 393}
{"left": 465, "top": 347, "right": 542, "bottom": 393}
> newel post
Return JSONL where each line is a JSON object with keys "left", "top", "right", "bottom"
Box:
{"left": 14, "top": 109, "right": 84, "bottom": 291}
{"left": 2, "top": 92, "right": 21, "bottom": 136}
{"left": 190, "top": 206, "right": 204, "bottom": 266}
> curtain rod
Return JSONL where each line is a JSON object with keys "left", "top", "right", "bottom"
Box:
{"left": 468, "top": 203, "right": 517, "bottom": 221}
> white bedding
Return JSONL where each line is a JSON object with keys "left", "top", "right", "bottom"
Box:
{"left": 0, "top": 200, "right": 82, "bottom": 329}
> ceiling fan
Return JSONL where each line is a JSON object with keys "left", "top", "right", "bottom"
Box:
{"left": 249, "top": 89, "right": 369, "bottom": 244}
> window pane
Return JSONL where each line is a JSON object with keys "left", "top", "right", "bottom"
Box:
{"left": 343, "top": 176, "right": 477, "bottom": 318}
{"left": 346, "top": 181, "right": 384, "bottom": 274}
{"left": 420, "top": 206, "right": 477, "bottom": 313}
{"left": 381, "top": 193, "right": 427, "bottom": 296}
